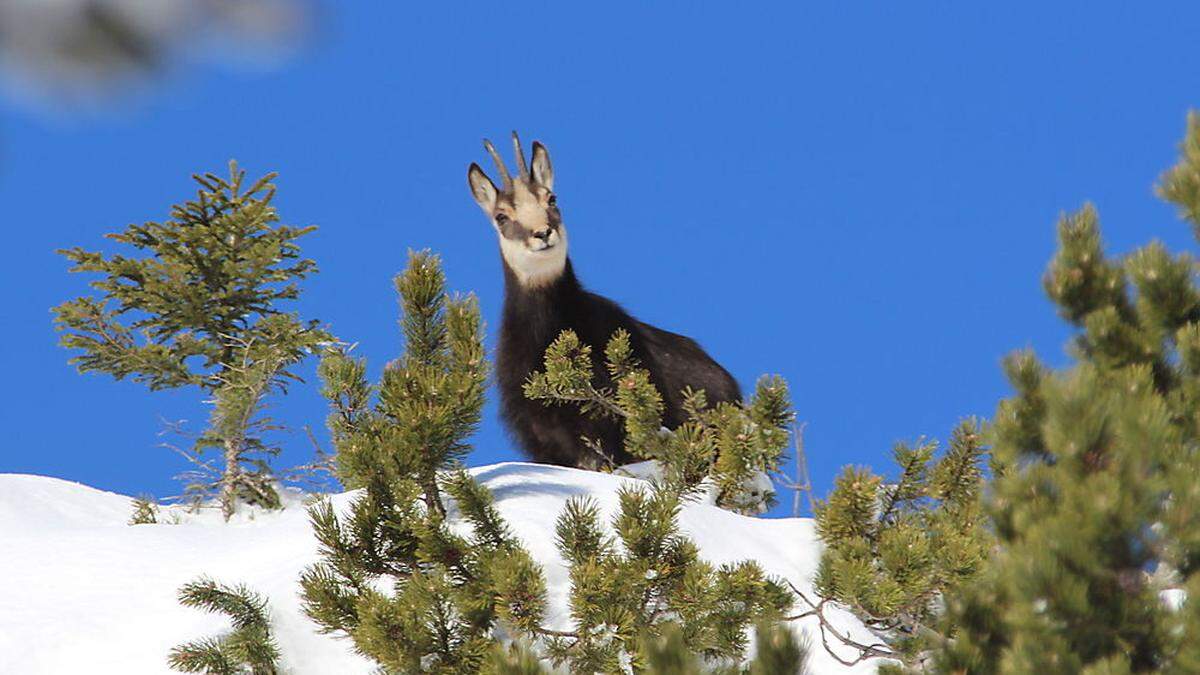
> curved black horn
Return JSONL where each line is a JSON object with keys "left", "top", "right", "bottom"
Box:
{"left": 482, "top": 138, "right": 511, "bottom": 187}
{"left": 512, "top": 131, "right": 529, "bottom": 180}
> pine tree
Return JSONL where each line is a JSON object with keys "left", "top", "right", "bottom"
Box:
{"left": 806, "top": 114, "right": 1200, "bottom": 672}
{"left": 168, "top": 578, "right": 280, "bottom": 674}
{"left": 53, "top": 162, "right": 330, "bottom": 517}
{"left": 523, "top": 331, "right": 805, "bottom": 668}
{"left": 524, "top": 329, "right": 794, "bottom": 513}
{"left": 921, "top": 113, "right": 1200, "bottom": 672}
{"left": 299, "top": 251, "right": 545, "bottom": 674}
{"left": 546, "top": 486, "right": 793, "bottom": 671}
{"left": 811, "top": 420, "right": 991, "bottom": 667}
{"left": 300, "top": 252, "right": 808, "bottom": 673}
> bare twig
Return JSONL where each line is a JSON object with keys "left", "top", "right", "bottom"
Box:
{"left": 783, "top": 579, "right": 905, "bottom": 667}
{"left": 775, "top": 423, "right": 817, "bottom": 517}
{"left": 157, "top": 416, "right": 193, "bottom": 437}
{"left": 303, "top": 424, "right": 332, "bottom": 461}
{"left": 277, "top": 424, "right": 340, "bottom": 492}
{"left": 580, "top": 435, "right": 619, "bottom": 472}
{"left": 160, "top": 440, "right": 220, "bottom": 475}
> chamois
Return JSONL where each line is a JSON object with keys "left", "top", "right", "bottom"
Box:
{"left": 468, "top": 132, "right": 741, "bottom": 468}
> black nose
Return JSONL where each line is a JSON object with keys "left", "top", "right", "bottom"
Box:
{"left": 532, "top": 228, "right": 551, "bottom": 241}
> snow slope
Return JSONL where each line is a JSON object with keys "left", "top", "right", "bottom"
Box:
{"left": 0, "top": 463, "right": 880, "bottom": 674}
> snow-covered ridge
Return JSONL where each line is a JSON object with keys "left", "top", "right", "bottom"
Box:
{"left": 0, "top": 463, "right": 878, "bottom": 674}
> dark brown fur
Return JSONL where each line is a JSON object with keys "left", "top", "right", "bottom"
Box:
{"left": 497, "top": 258, "right": 741, "bottom": 467}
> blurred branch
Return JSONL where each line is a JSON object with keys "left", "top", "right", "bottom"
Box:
{"left": 776, "top": 422, "right": 816, "bottom": 517}
{"left": 0, "top": 0, "right": 312, "bottom": 105}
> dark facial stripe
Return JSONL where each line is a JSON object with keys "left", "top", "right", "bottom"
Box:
{"left": 494, "top": 189, "right": 562, "bottom": 242}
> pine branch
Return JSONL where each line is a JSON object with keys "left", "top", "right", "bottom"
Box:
{"left": 170, "top": 578, "right": 280, "bottom": 675}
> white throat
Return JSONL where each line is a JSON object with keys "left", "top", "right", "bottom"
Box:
{"left": 499, "top": 227, "right": 569, "bottom": 288}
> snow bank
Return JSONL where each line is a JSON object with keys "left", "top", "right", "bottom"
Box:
{"left": 0, "top": 464, "right": 880, "bottom": 674}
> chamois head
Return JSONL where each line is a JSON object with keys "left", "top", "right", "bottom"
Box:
{"left": 467, "top": 132, "right": 566, "bottom": 287}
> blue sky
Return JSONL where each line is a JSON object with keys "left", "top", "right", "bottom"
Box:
{"left": 2, "top": 4, "right": 1198, "bottom": 517}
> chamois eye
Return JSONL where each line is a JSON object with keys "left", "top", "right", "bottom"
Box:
{"left": 547, "top": 195, "right": 557, "bottom": 206}
{"left": 495, "top": 213, "right": 509, "bottom": 224}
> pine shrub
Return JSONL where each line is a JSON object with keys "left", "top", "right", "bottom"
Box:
{"left": 546, "top": 486, "right": 792, "bottom": 671}
{"left": 129, "top": 495, "right": 159, "bottom": 525}
{"left": 813, "top": 421, "right": 991, "bottom": 666}
{"left": 926, "top": 112, "right": 1200, "bottom": 674}
{"left": 299, "top": 251, "right": 541, "bottom": 673}
{"left": 300, "top": 251, "right": 806, "bottom": 674}
{"left": 524, "top": 329, "right": 794, "bottom": 513}
{"left": 821, "top": 112, "right": 1200, "bottom": 672}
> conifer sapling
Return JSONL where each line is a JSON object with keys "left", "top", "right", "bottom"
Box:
{"left": 54, "top": 162, "right": 330, "bottom": 518}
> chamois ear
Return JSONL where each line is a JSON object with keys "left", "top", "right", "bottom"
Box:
{"left": 467, "top": 163, "right": 498, "bottom": 213}
{"left": 531, "top": 141, "right": 554, "bottom": 191}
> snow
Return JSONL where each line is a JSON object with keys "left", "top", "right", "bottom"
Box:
{"left": 1162, "top": 588, "right": 1187, "bottom": 612}
{"left": 0, "top": 463, "right": 881, "bottom": 674}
